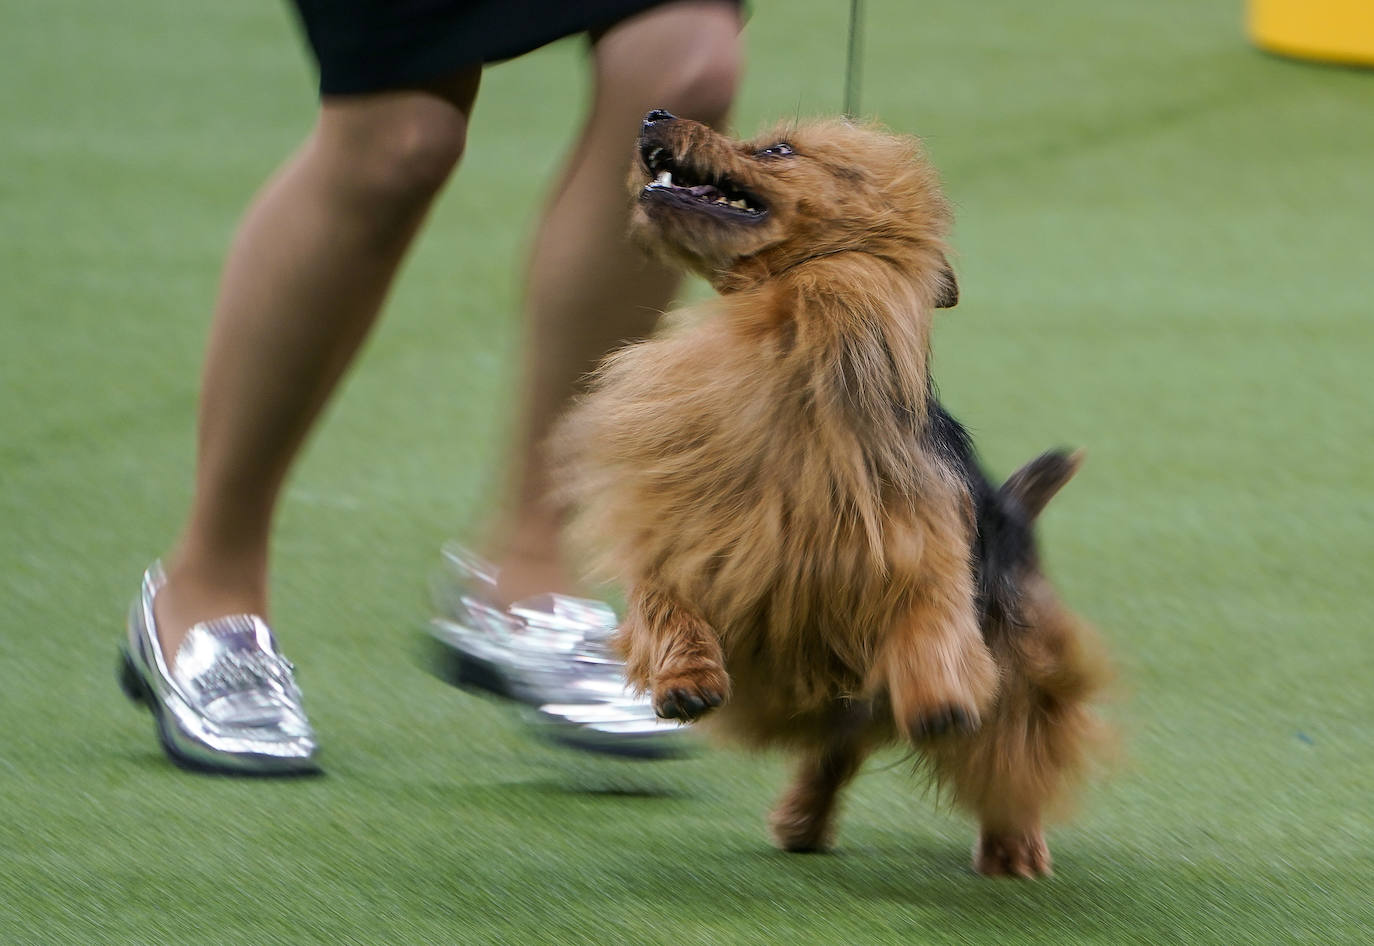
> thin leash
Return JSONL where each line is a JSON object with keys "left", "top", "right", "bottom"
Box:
{"left": 844, "top": 0, "right": 865, "bottom": 117}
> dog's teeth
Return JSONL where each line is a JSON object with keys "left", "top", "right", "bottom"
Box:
{"left": 729, "top": 199, "right": 748, "bottom": 210}
{"left": 649, "top": 147, "right": 664, "bottom": 165}
{"left": 655, "top": 170, "right": 673, "bottom": 185}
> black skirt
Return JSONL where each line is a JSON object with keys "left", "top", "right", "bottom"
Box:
{"left": 291, "top": 0, "right": 693, "bottom": 95}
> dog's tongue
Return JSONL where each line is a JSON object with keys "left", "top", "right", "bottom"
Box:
{"left": 687, "top": 184, "right": 722, "bottom": 200}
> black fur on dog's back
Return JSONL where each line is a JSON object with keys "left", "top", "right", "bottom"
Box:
{"left": 922, "top": 399, "right": 1076, "bottom": 642}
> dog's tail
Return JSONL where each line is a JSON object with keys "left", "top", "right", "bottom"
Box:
{"left": 999, "top": 449, "right": 1084, "bottom": 520}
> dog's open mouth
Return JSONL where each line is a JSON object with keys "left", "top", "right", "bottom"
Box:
{"left": 639, "top": 140, "right": 767, "bottom": 221}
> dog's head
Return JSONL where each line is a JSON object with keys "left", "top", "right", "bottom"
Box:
{"left": 629, "top": 110, "right": 957, "bottom": 305}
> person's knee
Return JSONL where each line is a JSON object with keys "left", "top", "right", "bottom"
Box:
{"left": 352, "top": 113, "right": 467, "bottom": 207}
{"left": 596, "top": 5, "right": 743, "bottom": 128}
{"left": 649, "top": 38, "right": 741, "bottom": 127}
{"left": 320, "top": 99, "right": 469, "bottom": 211}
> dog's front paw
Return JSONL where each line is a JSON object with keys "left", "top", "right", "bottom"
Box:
{"left": 652, "top": 666, "right": 729, "bottom": 721}
{"left": 887, "top": 631, "right": 997, "bottom": 744}
{"left": 906, "top": 702, "right": 980, "bottom": 741}
{"left": 973, "top": 830, "right": 1052, "bottom": 879}
{"left": 891, "top": 680, "right": 986, "bottom": 744}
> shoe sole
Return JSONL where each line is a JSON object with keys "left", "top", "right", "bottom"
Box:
{"left": 422, "top": 633, "right": 521, "bottom": 700}
{"left": 118, "top": 647, "right": 322, "bottom": 778}
{"left": 422, "top": 633, "right": 693, "bottom": 761}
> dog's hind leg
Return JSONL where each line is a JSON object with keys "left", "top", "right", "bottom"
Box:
{"left": 769, "top": 702, "right": 873, "bottom": 852}
{"left": 619, "top": 584, "right": 730, "bottom": 721}
{"left": 925, "top": 583, "right": 1109, "bottom": 878}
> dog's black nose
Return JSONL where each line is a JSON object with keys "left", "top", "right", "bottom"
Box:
{"left": 643, "top": 108, "right": 677, "bottom": 129}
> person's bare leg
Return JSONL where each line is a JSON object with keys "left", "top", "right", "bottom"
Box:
{"left": 155, "top": 71, "right": 481, "bottom": 667}
{"left": 490, "top": 1, "right": 743, "bottom": 603}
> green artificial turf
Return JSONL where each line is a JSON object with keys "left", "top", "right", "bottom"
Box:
{"left": 2, "top": 1, "right": 1372, "bottom": 942}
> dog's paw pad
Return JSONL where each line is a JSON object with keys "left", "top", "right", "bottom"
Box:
{"left": 653, "top": 683, "right": 725, "bottom": 721}
{"left": 974, "top": 831, "right": 1052, "bottom": 879}
{"left": 909, "top": 704, "right": 980, "bottom": 741}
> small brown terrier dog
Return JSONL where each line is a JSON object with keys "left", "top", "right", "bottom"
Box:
{"left": 557, "top": 110, "right": 1109, "bottom": 877}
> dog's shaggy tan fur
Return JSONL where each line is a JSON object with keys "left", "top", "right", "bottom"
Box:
{"left": 556, "top": 113, "right": 1109, "bottom": 876}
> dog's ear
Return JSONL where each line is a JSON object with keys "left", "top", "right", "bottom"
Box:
{"left": 1000, "top": 449, "right": 1084, "bottom": 520}
{"left": 934, "top": 255, "right": 959, "bottom": 308}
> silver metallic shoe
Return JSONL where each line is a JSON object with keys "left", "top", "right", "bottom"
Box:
{"left": 426, "top": 543, "right": 693, "bottom": 759}
{"left": 119, "top": 562, "right": 319, "bottom": 774}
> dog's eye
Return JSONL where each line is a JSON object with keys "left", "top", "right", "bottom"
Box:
{"left": 756, "top": 142, "right": 795, "bottom": 158}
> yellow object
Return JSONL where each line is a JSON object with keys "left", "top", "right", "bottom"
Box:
{"left": 1248, "top": 0, "right": 1374, "bottom": 67}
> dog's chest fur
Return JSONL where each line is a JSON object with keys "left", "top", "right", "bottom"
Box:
{"left": 565, "top": 279, "right": 964, "bottom": 721}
